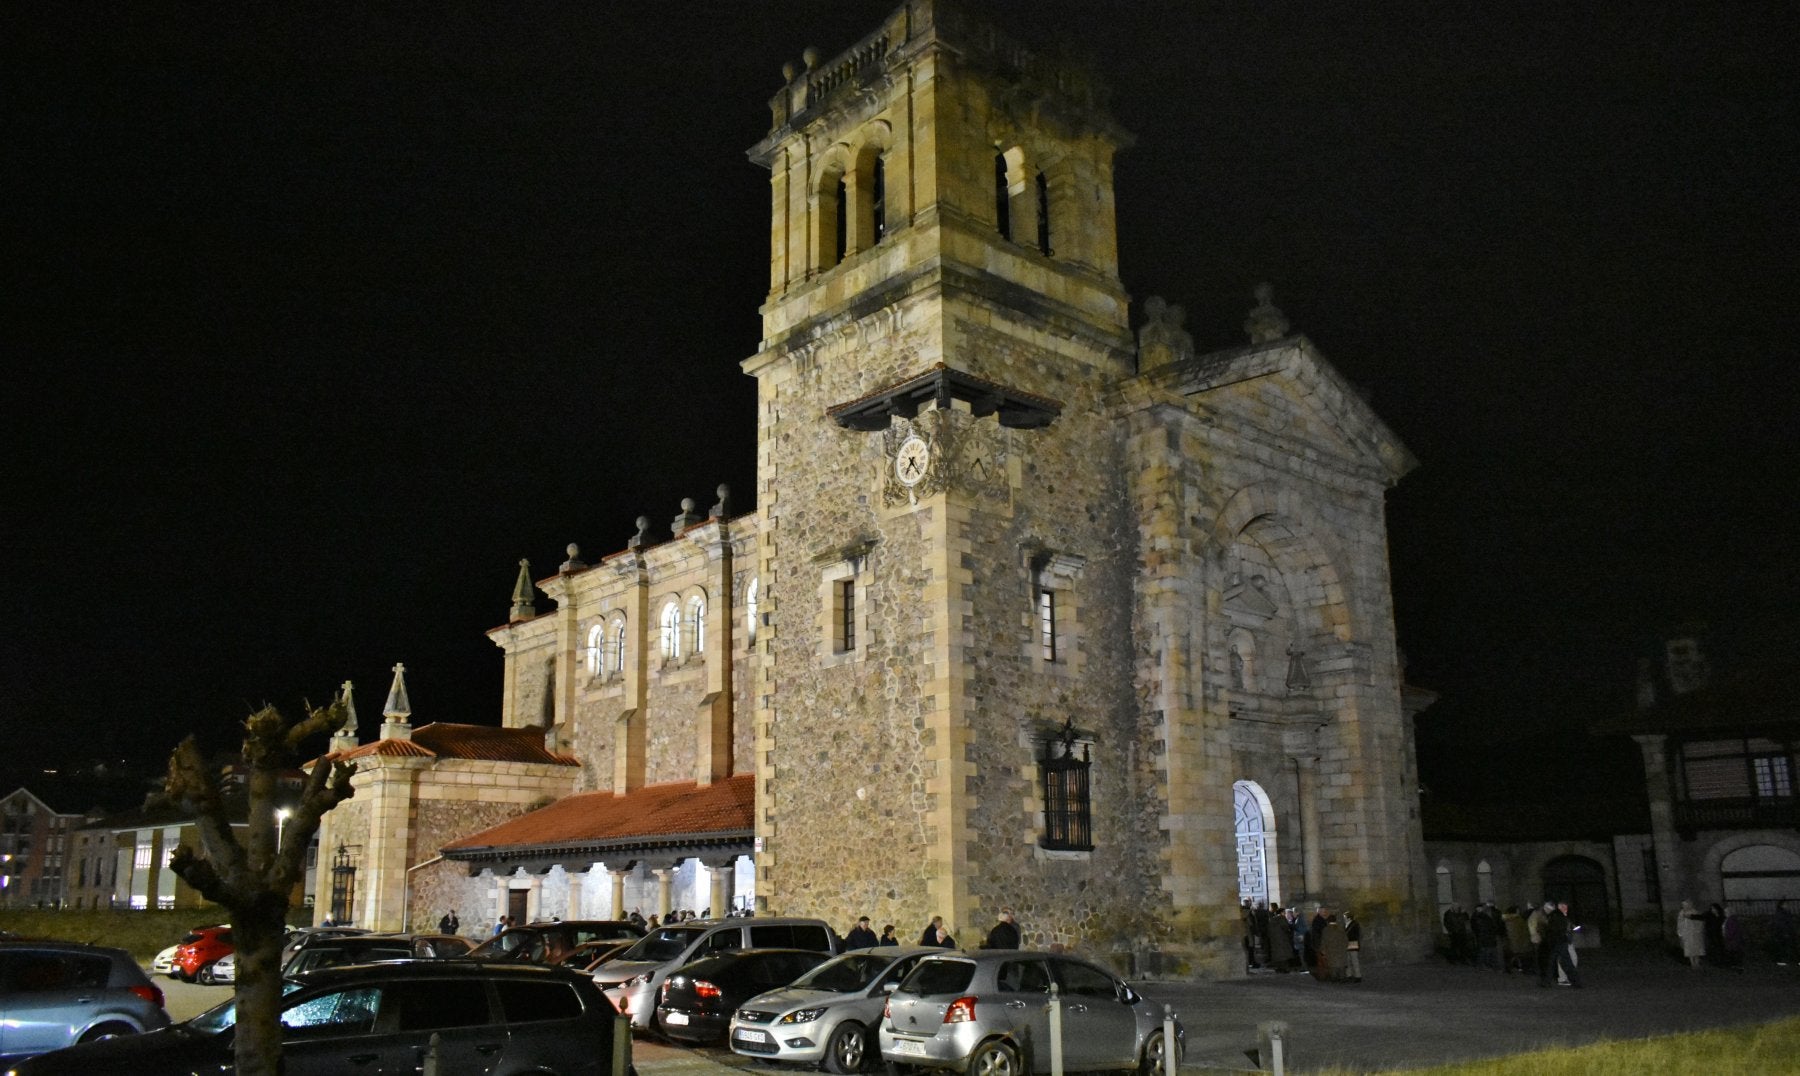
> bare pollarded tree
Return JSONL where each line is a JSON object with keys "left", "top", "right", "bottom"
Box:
{"left": 163, "top": 701, "right": 355, "bottom": 1076}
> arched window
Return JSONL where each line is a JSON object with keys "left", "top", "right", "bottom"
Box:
{"left": 871, "top": 154, "right": 887, "bottom": 243}
{"left": 659, "top": 602, "right": 682, "bottom": 661}
{"left": 994, "top": 152, "right": 1012, "bottom": 240}
{"left": 1435, "top": 864, "right": 1454, "bottom": 920}
{"left": 1035, "top": 169, "right": 1051, "bottom": 254}
{"left": 1476, "top": 860, "right": 1494, "bottom": 904}
{"left": 687, "top": 595, "right": 707, "bottom": 657}
{"left": 585, "top": 623, "right": 605, "bottom": 676}
{"left": 612, "top": 618, "right": 626, "bottom": 674}
{"left": 833, "top": 175, "right": 849, "bottom": 265}
{"left": 745, "top": 578, "right": 759, "bottom": 642}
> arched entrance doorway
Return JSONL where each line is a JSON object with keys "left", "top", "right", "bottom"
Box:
{"left": 1542, "top": 855, "right": 1609, "bottom": 928}
{"left": 1234, "top": 780, "right": 1280, "bottom": 907}
{"left": 1721, "top": 844, "right": 1800, "bottom": 910}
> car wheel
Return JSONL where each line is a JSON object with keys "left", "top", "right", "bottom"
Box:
{"left": 199, "top": 963, "right": 215, "bottom": 985}
{"left": 967, "top": 1040, "right": 1018, "bottom": 1076}
{"left": 1139, "top": 1028, "right": 1180, "bottom": 1075}
{"left": 79, "top": 1022, "right": 137, "bottom": 1044}
{"left": 824, "top": 1021, "right": 868, "bottom": 1074}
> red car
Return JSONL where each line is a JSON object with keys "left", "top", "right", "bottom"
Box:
{"left": 170, "top": 925, "right": 232, "bottom": 982}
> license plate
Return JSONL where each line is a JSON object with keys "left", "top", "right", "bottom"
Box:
{"left": 889, "top": 1039, "right": 926, "bottom": 1057}
{"left": 665, "top": 1012, "right": 690, "bottom": 1026}
{"left": 736, "top": 1029, "right": 770, "bottom": 1044}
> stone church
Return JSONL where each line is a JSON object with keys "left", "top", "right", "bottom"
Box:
{"left": 315, "top": 0, "right": 1433, "bottom": 974}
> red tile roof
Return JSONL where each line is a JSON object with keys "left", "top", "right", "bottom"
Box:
{"left": 442, "top": 774, "right": 753, "bottom": 859}
{"left": 330, "top": 723, "right": 578, "bottom": 766}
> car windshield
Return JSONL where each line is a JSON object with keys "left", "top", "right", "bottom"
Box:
{"left": 793, "top": 953, "right": 890, "bottom": 993}
{"left": 619, "top": 925, "right": 705, "bottom": 962}
{"left": 187, "top": 981, "right": 305, "bottom": 1035}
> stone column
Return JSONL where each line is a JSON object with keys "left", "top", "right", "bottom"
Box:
{"left": 566, "top": 869, "right": 585, "bottom": 920}
{"left": 707, "top": 858, "right": 736, "bottom": 918}
{"left": 1633, "top": 734, "right": 1686, "bottom": 932}
{"left": 610, "top": 868, "right": 631, "bottom": 919}
{"left": 493, "top": 874, "right": 510, "bottom": 928}
{"left": 1293, "top": 755, "right": 1324, "bottom": 898}
{"left": 653, "top": 867, "right": 675, "bottom": 920}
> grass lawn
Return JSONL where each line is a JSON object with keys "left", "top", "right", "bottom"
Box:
{"left": 1277, "top": 1015, "right": 1800, "bottom": 1075}
{"left": 0, "top": 906, "right": 307, "bottom": 962}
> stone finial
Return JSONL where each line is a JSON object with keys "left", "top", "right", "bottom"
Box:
{"left": 802, "top": 46, "right": 821, "bottom": 70}
{"left": 1136, "top": 295, "right": 1194, "bottom": 373}
{"left": 710, "top": 484, "right": 731, "bottom": 520}
{"left": 560, "top": 543, "right": 586, "bottom": 573}
{"left": 781, "top": 60, "right": 798, "bottom": 82}
{"left": 1245, "top": 282, "right": 1291, "bottom": 344}
{"left": 380, "top": 662, "right": 414, "bottom": 741}
{"left": 628, "top": 516, "right": 651, "bottom": 550}
{"left": 509, "top": 558, "right": 537, "bottom": 622}
{"left": 673, "top": 497, "right": 703, "bottom": 534}
{"left": 331, "top": 679, "right": 361, "bottom": 753}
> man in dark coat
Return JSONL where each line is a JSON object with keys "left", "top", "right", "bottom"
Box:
{"left": 984, "top": 909, "right": 1021, "bottom": 949}
{"left": 1539, "top": 902, "right": 1582, "bottom": 987}
{"left": 845, "top": 915, "right": 879, "bottom": 949}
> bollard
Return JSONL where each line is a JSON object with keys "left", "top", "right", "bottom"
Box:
{"left": 614, "top": 1010, "right": 633, "bottom": 1076}
{"left": 1162, "top": 1005, "right": 1177, "bottom": 1076}
{"left": 1256, "top": 1020, "right": 1288, "bottom": 1076}
{"left": 1047, "top": 981, "right": 1063, "bottom": 1076}
{"left": 422, "top": 1030, "right": 441, "bottom": 1076}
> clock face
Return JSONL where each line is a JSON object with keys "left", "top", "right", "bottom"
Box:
{"left": 895, "top": 435, "right": 930, "bottom": 487}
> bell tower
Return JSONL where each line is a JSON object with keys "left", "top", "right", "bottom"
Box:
{"left": 743, "top": 0, "right": 1143, "bottom": 934}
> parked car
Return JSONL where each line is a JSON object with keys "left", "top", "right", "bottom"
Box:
{"left": 656, "top": 948, "right": 830, "bottom": 1046}
{"left": 879, "top": 951, "right": 1181, "bottom": 1076}
{"left": 170, "top": 926, "right": 232, "bottom": 983}
{"left": 278, "top": 926, "right": 369, "bottom": 966}
{"left": 559, "top": 939, "right": 635, "bottom": 974}
{"left": 5, "top": 960, "right": 625, "bottom": 1076}
{"left": 150, "top": 944, "right": 179, "bottom": 978}
{"left": 469, "top": 920, "right": 643, "bottom": 965}
{"left": 0, "top": 941, "right": 170, "bottom": 1063}
{"left": 593, "top": 916, "right": 838, "bottom": 1029}
{"left": 731, "top": 946, "right": 937, "bottom": 1072}
{"left": 280, "top": 933, "right": 472, "bottom": 976}
{"left": 207, "top": 952, "right": 236, "bottom": 985}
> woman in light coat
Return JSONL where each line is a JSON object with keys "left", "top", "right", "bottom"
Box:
{"left": 1677, "top": 899, "right": 1707, "bottom": 968}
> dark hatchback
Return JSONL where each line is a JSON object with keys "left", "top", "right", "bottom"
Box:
{"left": 471, "top": 920, "right": 644, "bottom": 964}
{"left": 280, "top": 932, "right": 472, "bottom": 976}
{"left": 6, "top": 961, "right": 624, "bottom": 1076}
{"left": 656, "top": 948, "right": 830, "bottom": 1046}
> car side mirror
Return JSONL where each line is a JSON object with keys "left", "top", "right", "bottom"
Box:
{"left": 883, "top": 982, "right": 899, "bottom": 993}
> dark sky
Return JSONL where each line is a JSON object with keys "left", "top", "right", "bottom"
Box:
{"left": 4, "top": 2, "right": 1795, "bottom": 812}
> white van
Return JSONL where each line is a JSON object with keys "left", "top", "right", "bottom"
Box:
{"left": 592, "top": 917, "right": 838, "bottom": 1030}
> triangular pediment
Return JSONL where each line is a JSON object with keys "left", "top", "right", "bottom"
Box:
{"left": 1135, "top": 335, "right": 1416, "bottom": 484}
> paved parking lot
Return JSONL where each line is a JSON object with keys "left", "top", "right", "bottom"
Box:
{"left": 158, "top": 946, "right": 1800, "bottom": 1074}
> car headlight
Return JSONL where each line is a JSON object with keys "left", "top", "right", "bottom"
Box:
{"left": 780, "top": 1007, "right": 829, "bottom": 1024}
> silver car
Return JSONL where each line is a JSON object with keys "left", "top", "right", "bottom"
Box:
{"left": 879, "top": 951, "right": 1180, "bottom": 1076}
{"left": 593, "top": 917, "right": 837, "bottom": 1030}
{"left": 730, "top": 946, "right": 936, "bottom": 1072}
{"left": 0, "top": 941, "right": 171, "bottom": 1063}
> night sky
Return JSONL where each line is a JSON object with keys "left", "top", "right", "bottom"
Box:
{"left": 5, "top": 2, "right": 1795, "bottom": 818}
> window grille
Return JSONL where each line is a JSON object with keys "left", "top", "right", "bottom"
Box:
{"left": 1038, "top": 589, "right": 1057, "bottom": 662}
{"left": 1754, "top": 755, "right": 1793, "bottom": 798}
{"left": 1040, "top": 721, "right": 1092, "bottom": 851}
{"left": 871, "top": 156, "right": 887, "bottom": 243}
{"left": 994, "top": 152, "right": 1011, "bottom": 239}
{"left": 660, "top": 602, "right": 682, "bottom": 661}
{"left": 838, "top": 580, "right": 857, "bottom": 652}
{"left": 834, "top": 177, "right": 849, "bottom": 264}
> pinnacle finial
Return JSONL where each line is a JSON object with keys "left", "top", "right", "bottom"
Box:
{"left": 337, "top": 680, "right": 360, "bottom": 735}
{"left": 710, "top": 484, "right": 731, "bottom": 519}
{"left": 382, "top": 662, "right": 412, "bottom": 721}
{"left": 509, "top": 558, "right": 538, "bottom": 622}
{"left": 560, "top": 543, "right": 586, "bottom": 573}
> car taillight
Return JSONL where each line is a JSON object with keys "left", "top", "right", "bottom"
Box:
{"left": 130, "top": 983, "right": 164, "bottom": 1009}
{"left": 694, "top": 980, "right": 722, "bottom": 1000}
{"left": 945, "top": 996, "right": 977, "bottom": 1024}
{"left": 883, "top": 999, "right": 892, "bottom": 1020}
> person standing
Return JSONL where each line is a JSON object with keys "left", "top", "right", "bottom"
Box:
{"left": 845, "top": 915, "right": 880, "bottom": 949}
{"left": 439, "top": 909, "right": 459, "bottom": 935}
{"left": 984, "top": 908, "right": 1021, "bottom": 949}
{"left": 1677, "top": 900, "right": 1707, "bottom": 968}
{"left": 878, "top": 924, "right": 899, "bottom": 946}
{"left": 1542, "top": 902, "right": 1582, "bottom": 988}
{"left": 1314, "top": 909, "right": 1348, "bottom": 982}
{"left": 1772, "top": 901, "right": 1798, "bottom": 967}
{"left": 1527, "top": 902, "right": 1550, "bottom": 981}
{"left": 919, "top": 915, "right": 945, "bottom": 945}
{"left": 1342, "top": 910, "right": 1363, "bottom": 983}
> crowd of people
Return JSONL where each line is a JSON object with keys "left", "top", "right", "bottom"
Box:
{"left": 1241, "top": 901, "right": 1363, "bottom": 982}
{"left": 1438, "top": 900, "right": 1583, "bottom": 987}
